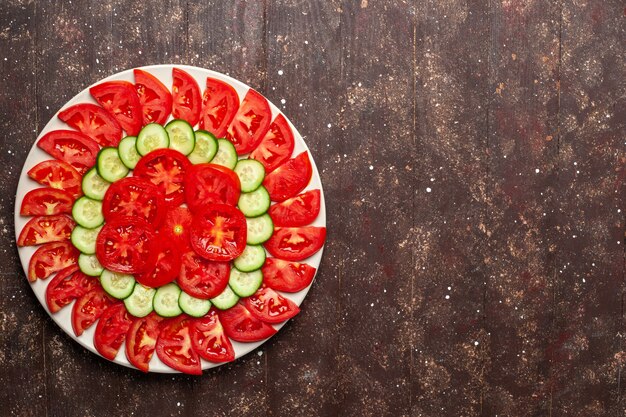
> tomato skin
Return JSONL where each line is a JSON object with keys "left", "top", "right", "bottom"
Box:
{"left": 264, "top": 226, "right": 326, "bottom": 262}
{"left": 184, "top": 163, "right": 241, "bottom": 212}
{"left": 102, "top": 176, "right": 166, "bottom": 227}
{"left": 250, "top": 114, "right": 295, "bottom": 173}
{"left": 189, "top": 204, "right": 247, "bottom": 262}
{"left": 190, "top": 309, "right": 235, "bottom": 363}
{"left": 17, "top": 215, "right": 75, "bottom": 247}
{"left": 263, "top": 152, "right": 313, "bottom": 202}
{"left": 199, "top": 77, "right": 239, "bottom": 137}
{"left": 261, "top": 258, "right": 316, "bottom": 293}
{"left": 134, "top": 148, "right": 191, "bottom": 207}
{"left": 28, "top": 241, "right": 79, "bottom": 282}
{"left": 58, "top": 103, "right": 123, "bottom": 146}
{"left": 226, "top": 89, "right": 272, "bottom": 154}
{"left": 217, "top": 302, "right": 277, "bottom": 342}
{"left": 135, "top": 235, "right": 182, "bottom": 288}
{"left": 172, "top": 68, "right": 201, "bottom": 126}
{"left": 94, "top": 303, "right": 133, "bottom": 360}
{"left": 71, "top": 286, "right": 116, "bottom": 336}
{"left": 134, "top": 69, "right": 172, "bottom": 126}
{"left": 244, "top": 286, "right": 300, "bottom": 324}
{"left": 90, "top": 80, "right": 143, "bottom": 136}
{"left": 20, "top": 187, "right": 75, "bottom": 216}
{"left": 37, "top": 130, "right": 100, "bottom": 174}
{"left": 158, "top": 206, "right": 193, "bottom": 251}
{"left": 268, "top": 189, "right": 321, "bottom": 227}
{"left": 178, "top": 251, "right": 230, "bottom": 299}
{"left": 156, "top": 315, "right": 202, "bottom": 375}
{"left": 27, "top": 160, "right": 82, "bottom": 198}
{"left": 46, "top": 267, "right": 97, "bottom": 313}
{"left": 125, "top": 313, "right": 164, "bottom": 372}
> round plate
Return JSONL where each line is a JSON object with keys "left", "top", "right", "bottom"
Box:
{"left": 14, "top": 64, "right": 326, "bottom": 373}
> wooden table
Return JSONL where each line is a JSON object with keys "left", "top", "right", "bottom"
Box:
{"left": 1, "top": 1, "right": 623, "bottom": 415}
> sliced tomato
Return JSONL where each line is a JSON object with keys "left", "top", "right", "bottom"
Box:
{"left": 244, "top": 286, "right": 300, "bottom": 324}
{"left": 126, "top": 312, "right": 163, "bottom": 372}
{"left": 190, "top": 204, "right": 246, "bottom": 261}
{"left": 90, "top": 81, "right": 143, "bottom": 136}
{"left": 94, "top": 303, "right": 133, "bottom": 360}
{"left": 263, "top": 152, "right": 312, "bottom": 202}
{"left": 20, "top": 187, "right": 75, "bottom": 216}
{"left": 190, "top": 309, "right": 234, "bottom": 363}
{"left": 156, "top": 315, "right": 202, "bottom": 375}
{"left": 225, "top": 89, "right": 271, "bottom": 154}
{"left": 28, "top": 241, "right": 79, "bottom": 282}
{"left": 95, "top": 216, "right": 158, "bottom": 274}
{"left": 217, "top": 302, "right": 277, "bottom": 342}
{"left": 58, "top": 103, "right": 123, "bottom": 146}
{"left": 102, "top": 176, "right": 166, "bottom": 226}
{"left": 199, "top": 77, "right": 239, "bottom": 137}
{"left": 17, "top": 215, "right": 75, "bottom": 247}
{"left": 268, "top": 189, "right": 321, "bottom": 227}
{"left": 71, "top": 286, "right": 116, "bottom": 336}
{"left": 250, "top": 114, "right": 295, "bottom": 172}
{"left": 46, "top": 267, "right": 97, "bottom": 313}
{"left": 264, "top": 226, "right": 326, "bottom": 262}
{"left": 172, "top": 68, "right": 201, "bottom": 126}
{"left": 158, "top": 206, "right": 193, "bottom": 251}
{"left": 134, "top": 69, "right": 172, "bottom": 125}
{"left": 184, "top": 164, "right": 240, "bottom": 212}
{"left": 37, "top": 130, "right": 100, "bottom": 174}
{"left": 134, "top": 148, "right": 191, "bottom": 207}
{"left": 135, "top": 235, "right": 182, "bottom": 288}
{"left": 261, "top": 258, "right": 316, "bottom": 293}
{"left": 178, "top": 251, "right": 230, "bottom": 299}
{"left": 27, "top": 160, "right": 82, "bottom": 198}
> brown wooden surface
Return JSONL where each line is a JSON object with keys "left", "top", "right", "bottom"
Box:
{"left": 0, "top": 0, "right": 624, "bottom": 416}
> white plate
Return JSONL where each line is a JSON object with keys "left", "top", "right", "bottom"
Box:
{"left": 14, "top": 64, "right": 326, "bottom": 373}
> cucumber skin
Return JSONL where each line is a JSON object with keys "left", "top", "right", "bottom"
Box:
{"left": 166, "top": 119, "right": 196, "bottom": 156}
{"left": 153, "top": 283, "right": 183, "bottom": 317}
{"left": 178, "top": 292, "right": 211, "bottom": 317}
{"left": 124, "top": 285, "right": 156, "bottom": 318}
{"left": 97, "top": 147, "right": 129, "bottom": 183}
{"left": 136, "top": 123, "right": 170, "bottom": 156}
{"left": 246, "top": 214, "right": 274, "bottom": 245}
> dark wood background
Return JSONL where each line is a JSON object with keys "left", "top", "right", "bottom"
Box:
{"left": 1, "top": 0, "right": 624, "bottom": 416}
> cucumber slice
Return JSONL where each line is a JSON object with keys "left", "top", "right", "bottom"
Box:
{"left": 82, "top": 168, "right": 111, "bottom": 201}
{"left": 165, "top": 119, "right": 195, "bottom": 155}
{"left": 188, "top": 130, "right": 218, "bottom": 164}
{"left": 178, "top": 292, "right": 211, "bottom": 318}
{"left": 229, "top": 269, "right": 263, "bottom": 298}
{"left": 211, "top": 139, "right": 238, "bottom": 169}
{"left": 136, "top": 123, "right": 169, "bottom": 156}
{"left": 70, "top": 225, "right": 102, "bottom": 255}
{"left": 97, "top": 147, "right": 129, "bottom": 183}
{"left": 210, "top": 285, "right": 240, "bottom": 310}
{"left": 72, "top": 196, "right": 104, "bottom": 229}
{"left": 238, "top": 186, "right": 271, "bottom": 218}
{"left": 78, "top": 253, "right": 104, "bottom": 277}
{"left": 234, "top": 159, "right": 265, "bottom": 192}
{"left": 153, "top": 283, "right": 183, "bottom": 317}
{"left": 124, "top": 284, "right": 156, "bottom": 317}
{"left": 246, "top": 214, "right": 274, "bottom": 245}
{"left": 233, "top": 245, "right": 266, "bottom": 272}
{"left": 100, "top": 269, "right": 136, "bottom": 299}
{"left": 118, "top": 136, "right": 141, "bottom": 169}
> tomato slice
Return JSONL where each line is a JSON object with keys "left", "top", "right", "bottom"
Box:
{"left": 37, "top": 130, "right": 100, "bottom": 174}
{"left": 58, "top": 103, "right": 123, "bottom": 146}
{"left": 225, "top": 89, "right": 271, "bottom": 154}
{"left": 17, "top": 215, "right": 75, "bottom": 247}
{"left": 134, "top": 148, "right": 191, "bottom": 207}
{"left": 125, "top": 313, "right": 163, "bottom": 372}
{"left": 190, "top": 204, "right": 247, "bottom": 261}
{"left": 263, "top": 152, "right": 312, "bottom": 202}
{"left": 268, "top": 189, "right": 321, "bottom": 227}
{"left": 156, "top": 315, "right": 202, "bottom": 375}
{"left": 95, "top": 216, "right": 158, "bottom": 274}
{"left": 172, "top": 68, "right": 201, "bottom": 126}
{"left": 46, "top": 266, "right": 97, "bottom": 313}
{"left": 71, "top": 285, "right": 116, "bottom": 336}
{"left": 90, "top": 80, "right": 143, "bottom": 136}
{"left": 20, "top": 187, "right": 75, "bottom": 216}
{"left": 190, "top": 309, "right": 234, "bottom": 363}
{"left": 264, "top": 226, "right": 326, "bottom": 262}
{"left": 135, "top": 235, "right": 182, "bottom": 288}
{"left": 217, "top": 302, "right": 277, "bottom": 342}
{"left": 102, "top": 177, "right": 166, "bottom": 226}
{"left": 94, "top": 303, "right": 133, "bottom": 360}
{"left": 28, "top": 241, "right": 79, "bottom": 282}
{"left": 134, "top": 69, "right": 172, "bottom": 126}
{"left": 261, "top": 258, "right": 316, "bottom": 293}
{"left": 27, "top": 160, "right": 82, "bottom": 198}
{"left": 199, "top": 77, "right": 239, "bottom": 137}
{"left": 178, "top": 251, "right": 230, "bottom": 299}
{"left": 244, "top": 286, "right": 300, "bottom": 324}
{"left": 250, "top": 114, "right": 295, "bottom": 173}
{"left": 184, "top": 164, "right": 241, "bottom": 212}
{"left": 158, "top": 206, "right": 193, "bottom": 251}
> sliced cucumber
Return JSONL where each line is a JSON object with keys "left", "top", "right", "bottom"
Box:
{"left": 178, "top": 292, "right": 211, "bottom": 318}
{"left": 233, "top": 245, "right": 266, "bottom": 272}
{"left": 124, "top": 284, "right": 156, "bottom": 317}
{"left": 118, "top": 136, "right": 141, "bottom": 169}
{"left": 166, "top": 119, "right": 195, "bottom": 155}
{"left": 211, "top": 139, "right": 238, "bottom": 169}
{"left": 78, "top": 253, "right": 104, "bottom": 277}
{"left": 246, "top": 214, "right": 274, "bottom": 245}
{"left": 210, "top": 285, "right": 240, "bottom": 310}
{"left": 100, "top": 269, "right": 136, "bottom": 299}
{"left": 234, "top": 159, "right": 265, "bottom": 192}
{"left": 136, "top": 123, "right": 169, "bottom": 156}
{"left": 97, "top": 147, "right": 129, "bottom": 183}
{"left": 70, "top": 225, "right": 102, "bottom": 255}
{"left": 153, "top": 283, "right": 182, "bottom": 317}
{"left": 82, "top": 168, "right": 111, "bottom": 201}
{"left": 188, "top": 130, "right": 218, "bottom": 164}
{"left": 72, "top": 196, "right": 104, "bottom": 229}
{"left": 238, "top": 186, "right": 271, "bottom": 218}
{"left": 229, "top": 269, "right": 263, "bottom": 298}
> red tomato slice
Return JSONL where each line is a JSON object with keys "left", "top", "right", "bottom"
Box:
{"left": 134, "top": 69, "right": 172, "bottom": 125}
{"left": 58, "top": 103, "right": 123, "bottom": 146}
{"left": 184, "top": 164, "right": 241, "bottom": 212}
{"left": 244, "top": 286, "right": 300, "bottom": 324}
{"left": 102, "top": 177, "right": 166, "bottom": 226}
{"left": 17, "top": 215, "right": 75, "bottom": 247}
{"left": 125, "top": 312, "right": 164, "bottom": 372}
{"left": 27, "top": 160, "right": 82, "bottom": 198}
{"left": 37, "top": 130, "right": 100, "bottom": 174}
{"left": 199, "top": 77, "right": 239, "bottom": 137}
{"left": 268, "top": 189, "right": 321, "bottom": 227}
{"left": 263, "top": 152, "right": 313, "bottom": 202}
{"left": 134, "top": 148, "right": 191, "bottom": 207}
{"left": 217, "top": 302, "right": 277, "bottom": 342}
{"left": 172, "top": 68, "right": 201, "bottom": 126}
{"left": 178, "top": 251, "right": 230, "bottom": 299}
{"left": 156, "top": 315, "right": 202, "bottom": 375}
{"left": 190, "top": 204, "right": 246, "bottom": 261}
{"left": 190, "top": 309, "right": 234, "bottom": 363}
{"left": 226, "top": 89, "right": 271, "bottom": 154}
{"left": 94, "top": 303, "right": 133, "bottom": 360}
{"left": 261, "top": 258, "right": 316, "bottom": 293}
{"left": 20, "top": 187, "right": 75, "bottom": 216}
{"left": 72, "top": 286, "right": 116, "bottom": 336}
{"left": 46, "top": 267, "right": 97, "bottom": 313}
{"left": 158, "top": 206, "right": 193, "bottom": 251}
{"left": 250, "top": 114, "right": 295, "bottom": 173}
{"left": 90, "top": 80, "right": 143, "bottom": 136}
{"left": 28, "top": 241, "right": 79, "bottom": 282}
{"left": 95, "top": 216, "right": 158, "bottom": 274}
{"left": 264, "top": 226, "right": 326, "bottom": 262}
{"left": 135, "top": 235, "right": 182, "bottom": 288}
